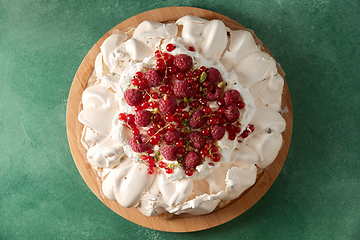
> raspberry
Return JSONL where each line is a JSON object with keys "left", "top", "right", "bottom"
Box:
{"left": 189, "top": 131, "right": 206, "bottom": 149}
{"left": 224, "top": 105, "right": 240, "bottom": 123}
{"left": 135, "top": 110, "right": 152, "bottom": 127}
{"left": 161, "top": 145, "right": 178, "bottom": 161}
{"left": 224, "top": 89, "right": 241, "bottom": 106}
{"left": 174, "top": 54, "right": 193, "bottom": 72}
{"left": 129, "top": 134, "right": 149, "bottom": 153}
{"left": 145, "top": 68, "right": 163, "bottom": 87}
{"left": 163, "top": 130, "right": 180, "bottom": 145}
{"left": 124, "top": 88, "right": 142, "bottom": 106}
{"left": 173, "top": 80, "right": 193, "bottom": 98}
{"left": 159, "top": 95, "right": 177, "bottom": 115}
{"left": 184, "top": 151, "right": 201, "bottom": 168}
{"left": 205, "top": 86, "right": 222, "bottom": 101}
{"left": 189, "top": 110, "right": 207, "bottom": 129}
{"left": 206, "top": 67, "right": 221, "bottom": 83}
{"left": 210, "top": 124, "right": 226, "bottom": 140}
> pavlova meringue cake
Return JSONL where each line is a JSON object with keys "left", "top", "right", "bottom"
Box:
{"left": 76, "top": 15, "right": 287, "bottom": 217}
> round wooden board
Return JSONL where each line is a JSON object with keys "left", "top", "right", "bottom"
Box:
{"left": 66, "top": 7, "right": 293, "bottom": 232}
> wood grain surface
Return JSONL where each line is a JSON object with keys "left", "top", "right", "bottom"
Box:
{"left": 66, "top": 7, "right": 293, "bottom": 232}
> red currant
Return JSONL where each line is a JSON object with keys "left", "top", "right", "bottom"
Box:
{"left": 165, "top": 168, "right": 174, "bottom": 174}
{"left": 201, "top": 128, "right": 210, "bottom": 136}
{"left": 155, "top": 50, "right": 162, "bottom": 58}
{"left": 185, "top": 169, "right": 194, "bottom": 176}
{"left": 132, "top": 78, "right": 139, "bottom": 86}
{"left": 158, "top": 161, "right": 167, "bottom": 168}
{"left": 209, "top": 117, "right": 217, "bottom": 125}
{"left": 167, "top": 124, "right": 175, "bottom": 132}
{"left": 212, "top": 153, "right": 221, "bottom": 162}
{"left": 152, "top": 92, "right": 159, "bottom": 99}
{"left": 237, "top": 101, "right": 245, "bottom": 109}
{"left": 202, "top": 106, "right": 211, "bottom": 115}
{"left": 118, "top": 113, "right": 127, "bottom": 121}
{"left": 166, "top": 43, "right": 176, "bottom": 52}
{"left": 175, "top": 140, "right": 184, "bottom": 148}
{"left": 165, "top": 114, "right": 174, "bottom": 122}
{"left": 135, "top": 71, "right": 143, "bottom": 78}
{"left": 241, "top": 130, "right": 249, "bottom": 138}
{"left": 217, "top": 99, "right": 225, "bottom": 107}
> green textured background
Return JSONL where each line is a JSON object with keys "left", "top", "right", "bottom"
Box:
{"left": 1, "top": 0, "right": 359, "bottom": 239}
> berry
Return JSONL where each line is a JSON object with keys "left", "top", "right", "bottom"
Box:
{"left": 173, "top": 54, "right": 193, "bottom": 72}
{"left": 179, "top": 101, "right": 187, "bottom": 109}
{"left": 163, "top": 130, "right": 180, "bottom": 145}
{"left": 149, "top": 134, "right": 160, "bottom": 145}
{"left": 178, "top": 147, "right": 186, "bottom": 154}
{"left": 188, "top": 46, "right": 195, "bottom": 52}
{"left": 200, "top": 148, "right": 208, "bottom": 157}
{"left": 205, "top": 86, "right": 222, "bottom": 101}
{"left": 210, "top": 124, "right": 226, "bottom": 140}
{"left": 159, "top": 95, "right": 177, "bottom": 115}
{"left": 224, "top": 105, "right": 240, "bottom": 123}
{"left": 181, "top": 111, "right": 189, "bottom": 119}
{"left": 145, "top": 68, "right": 163, "bottom": 87}
{"left": 166, "top": 43, "right": 176, "bottom": 52}
{"left": 224, "top": 89, "right": 241, "bottom": 106}
{"left": 189, "top": 110, "right": 207, "bottom": 129}
{"left": 132, "top": 127, "right": 140, "bottom": 135}
{"left": 206, "top": 67, "right": 221, "bottom": 83}
{"left": 165, "top": 168, "right": 174, "bottom": 174}
{"left": 210, "top": 145, "right": 218, "bottom": 153}
{"left": 211, "top": 153, "right": 221, "bottom": 162}
{"left": 241, "top": 130, "right": 249, "bottom": 138}
{"left": 149, "top": 101, "right": 157, "bottom": 108}
{"left": 147, "top": 168, "right": 154, "bottom": 174}
{"left": 189, "top": 131, "right": 206, "bottom": 149}
{"left": 158, "top": 161, "right": 167, "bottom": 168}
{"left": 153, "top": 113, "right": 161, "bottom": 122}
{"left": 173, "top": 80, "right": 193, "bottom": 98}
{"left": 126, "top": 114, "right": 135, "bottom": 124}
{"left": 168, "top": 66, "right": 178, "bottom": 74}
{"left": 176, "top": 72, "right": 185, "bottom": 80}
{"left": 147, "top": 128, "right": 157, "bottom": 136}
{"left": 161, "top": 145, "right": 178, "bottom": 161}
{"left": 132, "top": 78, "right": 139, "bottom": 86}
{"left": 163, "top": 52, "right": 174, "bottom": 62}
{"left": 118, "top": 113, "right": 127, "bottom": 121}
{"left": 201, "top": 128, "right": 210, "bottom": 136}
{"left": 209, "top": 117, "right": 218, "bottom": 125}
{"left": 155, "top": 50, "right": 162, "bottom": 58}
{"left": 129, "top": 134, "right": 149, "bottom": 153}
{"left": 217, "top": 99, "right": 225, "bottom": 107}
{"left": 228, "top": 132, "right": 237, "bottom": 140}
{"left": 175, "top": 140, "right": 184, "bottom": 148}
{"left": 185, "top": 169, "right": 194, "bottom": 176}
{"left": 152, "top": 92, "right": 159, "bottom": 99}
{"left": 202, "top": 106, "right": 211, "bottom": 115}
{"left": 248, "top": 124, "right": 255, "bottom": 132}
{"left": 135, "top": 110, "right": 152, "bottom": 127}
{"left": 124, "top": 88, "right": 142, "bottom": 106}
{"left": 167, "top": 124, "right": 176, "bottom": 132}
{"left": 189, "top": 100, "right": 199, "bottom": 109}
{"left": 184, "top": 151, "right": 201, "bottom": 169}
{"left": 165, "top": 114, "right": 174, "bottom": 122}
{"left": 237, "top": 101, "right": 245, "bottom": 109}
{"left": 135, "top": 71, "right": 143, "bottom": 78}
{"left": 155, "top": 62, "right": 166, "bottom": 72}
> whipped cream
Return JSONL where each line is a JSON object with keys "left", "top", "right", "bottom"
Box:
{"left": 78, "top": 15, "right": 286, "bottom": 217}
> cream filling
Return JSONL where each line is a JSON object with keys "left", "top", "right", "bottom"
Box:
{"left": 78, "top": 16, "right": 286, "bottom": 216}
